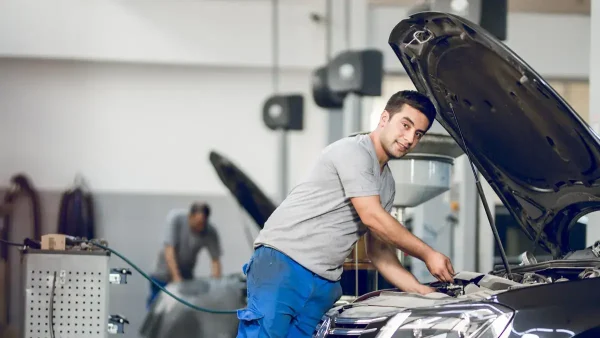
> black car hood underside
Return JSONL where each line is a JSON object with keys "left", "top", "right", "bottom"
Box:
{"left": 388, "top": 12, "right": 600, "bottom": 257}
{"left": 209, "top": 151, "right": 276, "bottom": 230}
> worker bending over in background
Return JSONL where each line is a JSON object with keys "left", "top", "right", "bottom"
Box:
{"left": 147, "top": 202, "right": 222, "bottom": 309}
{"left": 236, "top": 90, "right": 455, "bottom": 338}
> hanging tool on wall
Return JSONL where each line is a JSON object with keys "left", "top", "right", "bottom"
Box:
{"left": 0, "top": 203, "right": 12, "bottom": 218}
{"left": 57, "top": 173, "right": 95, "bottom": 240}
{"left": 0, "top": 199, "right": 15, "bottom": 338}
{"left": 0, "top": 173, "right": 42, "bottom": 336}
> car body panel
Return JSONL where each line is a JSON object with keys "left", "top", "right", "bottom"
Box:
{"left": 319, "top": 276, "right": 600, "bottom": 337}
{"left": 494, "top": 277, "right": 600, "bottom": 337}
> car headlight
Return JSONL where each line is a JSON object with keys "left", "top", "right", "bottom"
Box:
{"left": 376, "top": 303, "right": 513, "bottom": 338}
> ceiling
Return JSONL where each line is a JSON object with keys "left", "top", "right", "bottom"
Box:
{"left": 368, "top": 0, "right": 591, "bottom": 15}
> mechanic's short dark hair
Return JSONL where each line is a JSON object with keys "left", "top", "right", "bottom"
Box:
{"left": 384, "top": 90, "right": 437, "bottom": 130}
{"left": 190, "top": 202, "right": 210, "bottom": 218}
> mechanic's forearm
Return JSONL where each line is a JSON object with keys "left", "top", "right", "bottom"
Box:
{"left": 164, "top": 246, "right": 182, "bottom": 280}
{"left": 364, "top": 209, "right": 435, "bottom": 262}
{"left": 372, "top": 252, "right": 424, "bottom": 293}
{"left": 211, "top": 260, "right": 222, "bottom": 278}
{"left": 367, "top": 233, "right": 425, "bottom": 293}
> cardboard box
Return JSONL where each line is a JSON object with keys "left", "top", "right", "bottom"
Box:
{"left": 41, "top": 234, "right": 67, "bottom": 251}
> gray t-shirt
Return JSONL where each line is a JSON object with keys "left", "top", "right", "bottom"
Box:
{"left": 254, "top": 134, "right": 395, "bottom": 281}
{"left": 152, "top": 209, "right": 222, "bottom": 281}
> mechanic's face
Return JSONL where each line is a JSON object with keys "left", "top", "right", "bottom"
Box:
{"left": 378, "top": 104, "right": 429, "bottom": 159}
{"left": 189, "top": 212, "right": 207, "bottom": 232}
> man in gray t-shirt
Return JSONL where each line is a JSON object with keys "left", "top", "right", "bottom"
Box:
{"left": 147, "top": 202, "right": 222, "bottom": 308}
{"left": 237, "top": 90, "right": 456, "bottom": 338}
{"left": 254, "top": 133, "right": 397, "bottom": 281}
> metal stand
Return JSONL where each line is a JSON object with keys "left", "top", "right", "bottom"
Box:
{"left": 347, "top": 91, "right": 364, "bottom": 297}
{"left": 342, "top": 93, "right": 363, "bottom": 136}
{"left": 279, "top": 130, "right": 288, "bottom": 201}
{"left": 395, "top": 207, "right": 406, "bottom": 266}
{"left": 354, "top": 246, "right": 359, "bottom": 297}
{"left": 327, "top": 110, "right": 344, "bottom": 145}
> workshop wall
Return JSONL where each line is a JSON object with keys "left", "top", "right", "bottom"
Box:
{"left": 0, "top": 58, "right": 326, "bottom": 195}
{"left": 0, "top": 0, "right": 330, "bottom": 70}
{"left": 0, "top": 0, "right": 591, "bottom": 78}
{"left": 369, "top": 6, "right": 591, "bottom": 79}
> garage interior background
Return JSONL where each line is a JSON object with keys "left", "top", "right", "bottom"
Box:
{"left": 0, "top": 0, "right": 598, "bottom": 337}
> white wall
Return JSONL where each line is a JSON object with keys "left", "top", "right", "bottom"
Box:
{"left": 0, "top": 0, "right": 591, "bottom": 78}
{"left": 0, "top": 0, "right": 328, "bottom": 70}
{"left": 369, "top": 6, "right": 591, "bottom": 79}
{"left": 0, "top": 59, "right": 327, "bottom": 197}
{"left": 0, "top": 0, "right": 366, "bottom": 196}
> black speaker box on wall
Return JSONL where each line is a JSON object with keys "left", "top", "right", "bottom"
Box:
{"left": 312, "top": 66, "right": 345, "bottom": 109}
{"left": 262, "top": 94, "right": 304, "bottom": 131}
{"left": 326, "top": 49, "right": 383, "bottom": 97}
{"left": 480, "top": 0, "right": 507, "bottom": 41}
{"left": 408, "top": 0, "right": 507, "bottom": 41}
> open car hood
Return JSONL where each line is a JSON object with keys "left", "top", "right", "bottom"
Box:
{"left": 388, "top": 12, "right": 600, "bottom": 257}
{"left": 209, "top": 151, "right": 276, "bottom": 229}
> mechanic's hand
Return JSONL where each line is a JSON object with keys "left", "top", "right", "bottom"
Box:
{"left": 424, "top": 251, "right": 455, "bottom": 283}
{"left": 415, "top": 284, "right": 436, "bottom": 295}
{"left": 172, "top": 275, "right": 183, "bottom": 283}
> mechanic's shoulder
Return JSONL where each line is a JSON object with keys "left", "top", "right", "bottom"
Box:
{"left": 166, "top": 208, "right": 187, "bottom": 222}
{"left": 206, "top": 223, "right": 220, "bottom": 236}
{"left": 323, "top": 135, "right": 371, "bottom": 158}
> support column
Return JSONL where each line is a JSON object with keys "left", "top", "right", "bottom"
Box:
{"left": 326, "top": 0, "right": 369, "bottom": 143}
{"left": 454, "top": 155, "right": 478, "bottom": 272}
{"left": 477, "top": 173, "right": 497, "bottom": 272}
{"left": 342, "top": 93, "right": 363, "bottom": 136}
{"left": 586, "top": 1, "right": 600, "bottom": 246}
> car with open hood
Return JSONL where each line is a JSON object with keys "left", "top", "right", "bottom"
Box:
{"left": 312, "top": 11, "right": 600, "bottom": 338}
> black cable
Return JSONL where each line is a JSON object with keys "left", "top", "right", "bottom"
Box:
{"left": 0, "top": 238, "right": 22, "bottom": 247}
{"left": 344, "top": 0, "right": 351, "bottom": 49}
{"left": 88, "top": 241, "right": 239, "bottom": 314}
{"left": 49, "top": 271, "right": 56, "bottom": 338}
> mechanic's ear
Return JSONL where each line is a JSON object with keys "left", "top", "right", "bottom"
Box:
{"left": 380, "top": 110, "right": 390, "bottom": 126}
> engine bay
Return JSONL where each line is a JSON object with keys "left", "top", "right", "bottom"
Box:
{"left": 429, "top": 245, "right": 600, "bottom": 299}
{"left": 339, "top": 244, "right": 600, "bottom": 312}
{"left": 428, "top": 266, "right": 600, "bottom": 299}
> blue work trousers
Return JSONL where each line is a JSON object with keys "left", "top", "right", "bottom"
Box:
{"left": 236, "top": 246, "right": 342, "bottom": 338}
{"left": 146, "top": 277, "right": 168, "bottom": 310}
